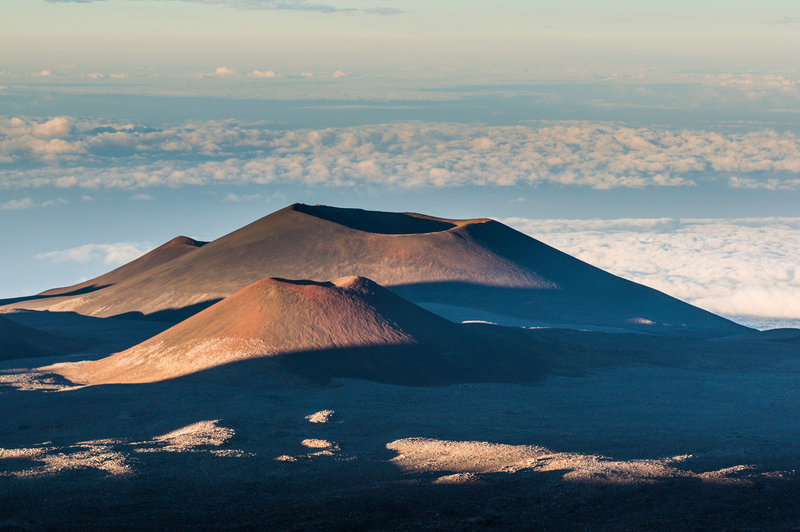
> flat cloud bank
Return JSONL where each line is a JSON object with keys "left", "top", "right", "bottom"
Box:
{"left": 2, "top": 118, "right": 800, "bottom": 190}
{"left": 505, "top": 216, "right": 800, "bottom": 328}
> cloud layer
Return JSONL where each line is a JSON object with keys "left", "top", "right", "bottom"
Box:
{"left": 504, "top": 217, "right": 800, "bottom": 324}
{"left": 0, "top": 197, "right": 67, "bottom": 210}
{"left": 2, "top": 117, "right": 800, "bottom": 190}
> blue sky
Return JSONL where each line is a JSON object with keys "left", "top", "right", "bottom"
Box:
{"left": 1, "top": 0, "right": 800, "bottom": 326}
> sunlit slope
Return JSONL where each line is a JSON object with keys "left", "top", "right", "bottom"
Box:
{"left": 53, "top": 276, "right": 541, "bottom": 385}
{"left": 7, "top": 204, "right": 749, "bottom": 337}
{"left": 39, "top": 236, "right": 207, "bottom": 298}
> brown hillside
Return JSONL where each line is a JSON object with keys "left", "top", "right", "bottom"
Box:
{"left": 52, "top": 276, "right": 544, "bottom": 385}
{"left": 5, "top": 204, "right": 749, "bottom": 337}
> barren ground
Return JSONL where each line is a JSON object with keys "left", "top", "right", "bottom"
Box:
{"left": 0, "top": 311, "right": 799, "bottom": 531}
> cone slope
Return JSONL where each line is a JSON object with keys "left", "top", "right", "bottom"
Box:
{"left": 5, "top": 204, "right": 749, "bottom": 337}
{"left": 57, "top": 276, "right": 471, "bottom": 384}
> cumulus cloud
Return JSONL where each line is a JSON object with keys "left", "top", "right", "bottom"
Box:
{"left": 331, "top": 70, "right": 347, "bottom": 78}
{"left": 110, "top": 73, "right": 129, "bottom": 79}
{"left": 214, "top": 66, "right": 237, "bottom": 77}
{"left": 300, "top": 72, "right": 314, "bottom": 78}
{"left": 86, "top": 72, "right": 104, "bottom": 79}
{"left": 0, "top": 197, "right": 67, "bottom": 210}
{"left": 0, "top": 197, "right": 35, "bottom": 211}
{"left": 31, "top": 70, "right": 52, "bottom": 77}
{"left": 130, "top": 193, "right": 155, "bottom": 200}
{"left": 503, "top": 217, "right": 800, "bottom": 324}
{"left": 41, "top": 198, "right": 69, "bottom": 207}
{"left": 35, "top": 242, "right": 152, "bottom": 266}
{"left": 3, "top": 118, "right": 800, "bottom": 190}
{"left": 250, "top": 70, "right": 277, "bottom": 78}
{"left": 224, "top": 192, "right": 263, "bottom": 202}
{"left": 0, "top": 116, "right": 89, "bottom": 162}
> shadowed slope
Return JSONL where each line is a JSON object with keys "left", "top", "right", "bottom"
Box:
{"left": 7, "top": 204, "right": 748, "bottom": 337}
{"left": 53, "top": 276, "right": 531, "bottom": 385}
{"left": 0, "top": 314, "right": 85, "bottom": 361}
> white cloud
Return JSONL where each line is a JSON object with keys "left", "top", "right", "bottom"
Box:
{"left": 86, "top": 72, "right": 104, "bottom": 79}
{"left": 224, "top": 192, "right": 262, "bottom": 202}
{"left": 0, "top": 197, "right": 34, "bottom": 210}
{"left": 250, "top": 70, "right": 277, "bottom": 78}
{"left": 503, "top": 217, "right": 800, "bottom": 323}
{"left": 31, "top": 70, "right": 52, "bottom": 77}
{"left": 110, "top": 73, "right": 129, "bottom": 79}
{"left": 709, "top": 72, "right": 798, "bottom": 90}
{"left": 215, "top": 66, "right": 237, "bottom": 77}
{"left": 41, "top": 198, "right": 69, "bottom": 207}
{"left": 130, "top": 193, "right": 155, "bottom": 200}
{"left": 0, "top": 197, "right": 68, "bottom": 210}
{"left": 35, "top": 242, "right": 152, "bottom": 266}
{"left": 300, "top": 72, "right": 314, "bottom": 78}
{"left": 332, "top": 70, "right": 347, "bottom": 78}
{"left": 3, "top": 118, "right": 800, "bottom": 190}
{"left": 32, "top": 117, "right": 73, "bottom": 138}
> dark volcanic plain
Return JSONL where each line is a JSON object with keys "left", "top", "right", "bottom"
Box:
{"left": 0, "top": 204, "right": 798, "bottom": 531}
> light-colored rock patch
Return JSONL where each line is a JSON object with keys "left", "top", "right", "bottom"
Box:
{"left": 0, "top": 441, "right": 132, "bottom": 478}
{"left": 305, "top": 410, "right": 336, "bottom": 423}
{"left": 432, "top": 472, "right": 483, "bottom": 485}
{"left": 0, "top": 369, "right": 85, "bottom": 392}
{"left": 387, "top": 438, "right": 756, "bottom": 485}
{"left": 137, "top": 420, "right": 235, "bottom": 453}
{"left": 301, "top": 439, "right": 334, "bottom": 449}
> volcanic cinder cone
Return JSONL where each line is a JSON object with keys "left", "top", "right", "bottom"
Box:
{"left": 0, "top": 314, "right": 84, "bottom": 361}
{"left": 53, "top": 276, "right": 536, "bottom": 385}
{"left": 7, "top": 204, "right": 749, "bottom": 337}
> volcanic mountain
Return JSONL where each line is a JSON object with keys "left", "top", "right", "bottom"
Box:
{"left": 3, "top": 204, "right": 748, "bottom": 337}
{"left": 52, "top": 276, "right": 547, "bottom": 385}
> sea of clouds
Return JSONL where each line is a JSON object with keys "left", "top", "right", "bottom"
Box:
{"left": 2, "top": 117, "right": 800, "bottom": 191}
{"left": 504, "top": 217, "right": 800, "bottom": 330}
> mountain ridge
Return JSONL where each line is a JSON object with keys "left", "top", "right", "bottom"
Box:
{"left": 1, "top": 203, "right": 749, "bottom": 337}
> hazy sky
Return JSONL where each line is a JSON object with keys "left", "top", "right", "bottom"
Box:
{"left": 1, "top": 0, "right": 799, "bottom": 326}
{"left": 2, "top": 0, "right": 799, "bottom": 70}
